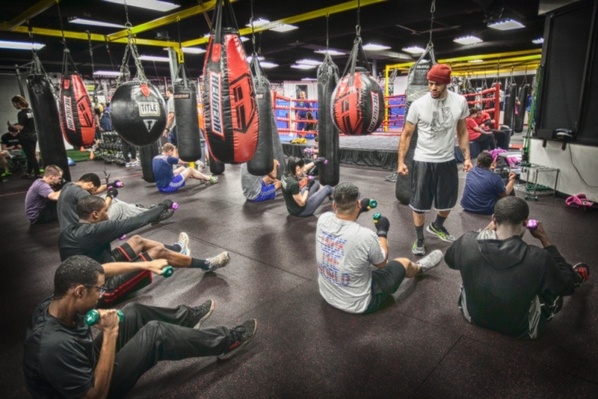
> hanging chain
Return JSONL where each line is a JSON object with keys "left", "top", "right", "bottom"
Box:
{"left": 117, "top": 0, "right": 146, "bottom": 84}
{"left": 325, "top": 13, "right": 330, "bottom": 49}
{"left": 355, "top": 0, "right": 361, "bottom": 37}
{"left": 87, "top": 31, "right": 95, "bottom": 75}
{"left": 249, "top": 0, "right": 256, "bottom": 54}
{"left": 55, "top": 1, "right": 67, "bottom": 48}
{"left": 428, "top": 0, "right": 436, "bottom": 46}
{"left": 105, "top": 37, "right": 116, "bottom": 72}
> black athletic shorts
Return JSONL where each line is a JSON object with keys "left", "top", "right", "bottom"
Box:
{"left": 111, "top": 242, "right": 153, "bottom": 263}
{"left": 409, "top": 160, "right": 458, "bottom": 212}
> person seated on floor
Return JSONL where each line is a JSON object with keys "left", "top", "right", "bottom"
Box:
{"left": 57, "top": 172, "right": 174, "bottom": 231}
{"left": 316, "top": 182, "right": 443, "bottom": 314}
{"left": 59, "top": 195, "right": 231, "bottom": 306}
{"left": 24, "top": 165, "right": 63, "bottom": 225}
{"left": 460, "top": 151, "right": 517, "bottom": 215}
{"left": 466, "top": 108, "right": 496, "bottom": 152}
{"left": 0, "top": 125, "right": 22, "bottom": 177}
{"left": 241, "top": 160, "right": 282, "bottom": 202}
{"left": 281, "top": 156, "right": 333, "bottom": 217}
{"left": 23, "top": 255, "right": 257, "bottom": 399}
{"left": 152, "top": 143, "right": 217, "bottom": 193}
{"left": 445, "top": 196, "right": 591, "bottom": 339}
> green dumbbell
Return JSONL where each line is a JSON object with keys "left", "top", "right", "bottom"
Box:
{"left": 373, "top": 213, "right": 382, "bottom": 223}
{"left": 368, "top": 199, "right": 378, "bottom": 209}
{"left": 161, "top": 266, "right": 174, "bottom": 277}
{"left": 85, "top": 309, "right": 124, "bottom": 326}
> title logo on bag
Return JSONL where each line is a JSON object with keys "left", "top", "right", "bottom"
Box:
{"left": 138, "top": 102, "right": 160, "bottom": 117}
{"left": 63, "top": 96, "right": 75, "bottom": 131}
{"left": 144, "top": 119, "right": 157, "bottom": 132}
{"left": 209, "top": 72, "right": 223, "bottom": 136}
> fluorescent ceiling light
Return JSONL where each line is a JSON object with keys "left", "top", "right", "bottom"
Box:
{"left": 246, "top": 55, "right": 265, "bottom": 63}
{"left": 297, "top": 59, "right": 322, "bottom": 66}
{"left": 0, "top": 40, "right": 45, "bottom": 50}
{"left": 260, "top": 61, "right": 279, "bottom": 69}
{"left": 93, "top": 70, "right": 122, "bottom": 77}
{"left": 314, "top": 49, "right": 346, "bottom": 56}
{"left": 363, "top": 43, "right": 391, "bottom": 51}
{"left": 270, "top": 23, "right": 298, "bottom": 33}
{"left": 69, "top": 17, "right": 125, "bottom": 29}
{"left": 245, "top": 18, "right": 297, "bottom": 33}
{"left": 139, "top": 55, "right": 170, "bottom": 62}
{"left": 182, "top": 47, "right": 205, "bottom": 54}
{"left": 453, "top": 35, "right": 483, "bottom": 45}
{"left": 291, "top": 64, "right": 317, "bottom": 70}
{"left": 301, "top": 78, "right": 317, "bottom": 81}
{"left": 487, "top": 19, "right": 525, "bottom": 31}
{"left": 402, "top": 46, "right": 425, "bottom": 55}
{"left": 468, "top": 59, "right": 484, "bottom": 63}
{"left": 102, "top": 0, "right": 180, "bottom": 12}
{"left": 240, "top": 36, "right": 249, "bottom": 42}
{"left": 532, "top": 37, "right": 544, "bottom": 44}
{"left": 246, "top": 18, "right": 271, "bottom": 28}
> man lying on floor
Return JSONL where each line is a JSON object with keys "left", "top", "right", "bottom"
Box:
{"left": 23, "top": 255, "right": 257, "bottom": 398}
{"left": 58, "top": 195, "right": 230, "bottom": 306}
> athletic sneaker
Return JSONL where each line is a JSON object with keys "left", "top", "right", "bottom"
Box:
{"left": 416, "top": 249, "right": 443, "bottom": 276}
{"left": 207, "top": 176, "right": 218, "bottom": 184}
{"left": 573, "top": 263, "right": 591, "bottom": 286}
{"left": 204, "top": 251, "right": 230, "bottom": 272}
{"left": 176, "top": 232, "right": 190, "bottom": 256}
{"left": 191, "top": 299, "right": 216, "bottom": 329}
{"left": 427, "top": 224, "right": 456, "bottom": 242}
{"left": 157, "top": 208, "right": 175, "bottom": 222}
{"left": 412, "top": 239, "right": 426, "bottom": 256}
{"left": 218, "top": 319, "right": 258, "bottom": 360}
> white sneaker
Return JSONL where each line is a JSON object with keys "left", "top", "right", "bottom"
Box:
{"left": 176, "top": 232, "right": 190, "bottom": 256}
{"left": 416, "top": 249, "right": 443, "bottom": 275}
{"left": 204, "top": 251, "right": 230, "bottom": 272}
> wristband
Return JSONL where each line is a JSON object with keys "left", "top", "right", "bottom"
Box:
{"left": 376, "top": 231, "right": 388, "bottom": 238}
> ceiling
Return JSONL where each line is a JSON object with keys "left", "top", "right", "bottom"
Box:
{"left": 0, "top": 0, "right": 545, "bottom": 82}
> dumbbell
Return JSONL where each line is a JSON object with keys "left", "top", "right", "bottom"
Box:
{"left": 107, "top": 180, "right": 124, "bottom": 189}
{"left": 373, "top": 212, "right": 382, "bottom": 223}
{"left": 85, "top": 309, "right": 124, "bottom": 326}
{"left": 526, "top": 219, "right": 538, "bottom": 230}
{"left": 366, "top": 199, "right": 378, "bottom": 210}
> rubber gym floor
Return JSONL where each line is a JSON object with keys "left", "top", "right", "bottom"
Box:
{"left": 1, "top": 156, "right": 597, "bottom": 398}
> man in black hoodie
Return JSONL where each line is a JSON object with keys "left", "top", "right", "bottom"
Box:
{"left": 445, "top": 196, "right": 590, "bottom": 339}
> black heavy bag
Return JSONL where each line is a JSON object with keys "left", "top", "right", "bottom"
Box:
{"left": 139, "top": 141, "right": 160, "bottom": 183}
{"left": 202, "top": 0, "right": 259, "bottom": 164}
{"left": 503, "top": 82, "right": 517, "bottom": 128}
{"left": 317, "top": 52, "right": 340, "bottom": 186}
{"left": 111, "top": 81, "right": 166, "bottom": 147}
{"left": 514, "top": 84, "right": 530, "bottom": 133}
{"left": 247, "top": 57, "right": 274, "bottom": 176}
{"left": 174, "top": 66, "right": 202, "bottom": 161}
{"left": 332, "top": 38, "right": 383, "bottom": 135}
{"left": 26, "top": 55, "right": 71, "bottom": 181}
{"left": 59, "top": 72, "right": 96, "bottom": 148}
{"left": 271, "top": 114, "right": 286, "bottom": 179}
{"left": 209, "top": 153, "right": 226, "bottom": 175}
{"left": 395, "top": 104, "right": 419, "bottom": 205}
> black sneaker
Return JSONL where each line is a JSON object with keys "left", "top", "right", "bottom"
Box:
{"left": 218, "top": 319, "right": 258, "bottom": 360}
{"left": 191, "top": 300, "right": 216, "bottom": 329}
{"left": 426, "top": 224, "right": 456, "bottom": 242}
{"left": 573, "top": 263, "right": 590, "bottom": 286}
{"left": 151, "top": 208, "right": 175, "bottom": 225}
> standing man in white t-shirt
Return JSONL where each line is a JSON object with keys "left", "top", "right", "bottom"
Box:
{"left": 162, "top": 87, "right": 177, "bottom": 146}
{"left": 397, "top": 64, "right": 472, "bottom": 256}
{"left": 316, "top": 182, "right": 442, "bottom": 314}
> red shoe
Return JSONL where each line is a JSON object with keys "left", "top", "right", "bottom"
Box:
{"left": 573, "top": 263, "right": 590, "bottom": 286}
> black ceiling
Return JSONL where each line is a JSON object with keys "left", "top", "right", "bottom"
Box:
{"left": 0, "top": 0, "right": 545, "bottom": 82}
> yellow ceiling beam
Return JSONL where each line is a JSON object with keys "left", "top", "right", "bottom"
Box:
{"left": 0, "top": 0, "right": 59, "bottom": 31}
{"left": 183, "top": 0, "right": 387, "bottom": 47}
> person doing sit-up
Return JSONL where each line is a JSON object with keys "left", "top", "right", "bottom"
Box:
{"left": 153, "top": 143, "right": 217, "bottom": 193}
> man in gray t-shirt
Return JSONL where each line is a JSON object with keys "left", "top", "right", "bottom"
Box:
{"left": 240, "top": 161, "right": 281, "bottom": 202}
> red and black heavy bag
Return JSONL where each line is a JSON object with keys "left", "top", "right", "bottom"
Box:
{"left": 202, "top": 0, "right": 258, "bottom": 164}
{"left": 111, "top": 81, "right": 166, "bottom": 147}
{"left": 247, "top": 56, "right": 274, "bottom": 176}
{"left": 174, "top": 65, "right": 202, "bottom": 162}
{"left": 317, "top": 51, "right": 340, "bottom": 186}
{"left": 27, "top": 54, "right": 71, "bottom": 181}
{"left": 331, "top": 37, "right": 383, "bottom": 136}
{"left": 58, "top": 72, "right": 95, "bottom": 148}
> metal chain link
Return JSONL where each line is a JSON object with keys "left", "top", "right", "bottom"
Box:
{"left": 429, "top": 0, "right": 436, "bottom": 46}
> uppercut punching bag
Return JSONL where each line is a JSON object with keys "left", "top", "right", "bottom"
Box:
{"left": 247, "top": 57, "right": 274, "bottom": 176}
{"left": 395, "top": 103, "right": 418, "bottom": 205}
{"left": 503, "top": 82, "right": 517, "bottom": 128}
{"left": 514, "top": 84, "right": 530, "bottom": 133}
{"left": 27, "top": 54, "right": 71, "bottom": 181}
{"left": 59, "top": 72, "right": 96, "bottom": 148}
{"left": 111, "top": 81, "right": 166, "bottom": 147}
{"left": 202, "top": 0, "right": 259, "bottom": 164}
{"left": 139, "top": 141, "right": 160, "bottom": 183}
{"left": 332, "top": 38, "right": 383, "bottom": 135}
{"left": 174, "top": 66, "right": 202, "bottom": 162}
{"left": 317, "top": 52, "right": 340, "bottom": 186}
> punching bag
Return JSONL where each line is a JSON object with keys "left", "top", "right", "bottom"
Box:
{"left": 514, "top": 84, "right": 530, "bottom": 133}
{"left": 271, "top": 114, "right": 285, "bottom": 179}
{"left": 247, "top": 57, "right": 274, "bottom": 176}
{"left": 503, "top": 82, "right": 517, "bottom": 128}
{"left": 111, "top": 81, "right": 166, "bottom": 147}
{"left": 202, "top": 0, "right": 258, "bottom": 164}
{"left": 139, "top": 141, "right": 160, "bottom": 183}
{"left": 59, "top": 72, "right": 96, "bottom": 148}
{"left": 317, "top": 52, "right": 340, "bottom": 186}
{"left": 174, "top": 66, "right": 202, "bottom": 162}
{"left": 395, "top": 103, "right": 419, "bottom": 205}
{"left": 332, "top": 37, "right": 383, "bottom": 136}
{"left": 27, "top": 54, "right": 71, "bottom": 181}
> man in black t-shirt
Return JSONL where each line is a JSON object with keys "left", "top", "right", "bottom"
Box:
{"left": 0, "top": 126, "right": 21, "bottom": 176}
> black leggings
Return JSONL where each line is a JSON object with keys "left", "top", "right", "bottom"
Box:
{"left": 21, "top": 138, "right": 40, "bottom": 175}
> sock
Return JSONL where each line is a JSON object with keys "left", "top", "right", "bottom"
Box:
{"left": 434, "top": 215, "right": 447, "bottom": 229}
{"left": 190, "top": 258, "right": 210, "bottom": 270}
{"left": 165, "top": 244, "right": 180, "bottom": 252}
{"left": 415, "top": 225, "right": 425, "bottom": 241}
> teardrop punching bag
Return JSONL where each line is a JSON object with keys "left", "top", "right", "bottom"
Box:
{"left": 317, "top": 52, "right": 340, "bottom": 186}
{"left": 174, "top": 65, "right": 202, "bottom": 161}
{"left": 139, "top": 141, "right": 160, "bottom": 183}
{"left": 503, "top": 82, "right": 517, "bottom": 128}
{"left": 332, "top": 37, "right": 383, "bottom": 136}
{"left": 111, "top": 81, "right": 166, "bottom": 147}
{"left": 247, "top": 57, "right": 274, "bottom": 176}
{"left": 59, "top": 72, "right": 96, "bottom": 148}
{"left": 202, "top": 0, "right": 259, "bottom": 164}
{"left": 514, "top": 84, "right": 530, "bottom": 133}
{"left": 27, "top": 54, "right": 71, "bottom": 181}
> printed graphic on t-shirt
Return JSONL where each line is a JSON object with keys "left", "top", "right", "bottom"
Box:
{"left": 318, "top": 231, "right": 351, "bottom": 287}
{"left": 431, "top": 106, "right": 456, "bottom": 132}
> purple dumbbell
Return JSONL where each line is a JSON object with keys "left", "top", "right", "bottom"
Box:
{"left": 171, "top": 202, "right": 179, "bottom": 210}
{"left": 120, "top": 234, "right": 127, "bottom": 240}
{"left": 526, "top": 219, "right": 538, "bottom": 230}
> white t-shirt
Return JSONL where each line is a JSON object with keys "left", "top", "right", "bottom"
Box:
{"left": 316, "top": 212, "right": 387, "bottom": 314}
{"left": 406, "top": 91, "right": 469, "bottom": 162}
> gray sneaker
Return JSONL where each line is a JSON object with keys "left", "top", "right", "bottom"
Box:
{"left": 218, "top": 319, "right": 258, "bottom": 360}
{"left": 412, "top": 239, "right": 426, "bottom": 256}
{"left": 416, "top": 249, "right": 443, "bottom": 275}
{"left": 204, "top": 251, "right": 230, "bottom": 272}
{"left": 191, "top": 299, "right": 216, "bottom": 329}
